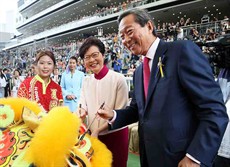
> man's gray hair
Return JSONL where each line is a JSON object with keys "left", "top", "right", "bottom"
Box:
{"left": 117, "top": 8, "right": 156, "bottom": 36}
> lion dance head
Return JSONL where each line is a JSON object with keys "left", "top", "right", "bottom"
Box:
{"left": 0, "top": 97, "right": 112, "bottom": 167}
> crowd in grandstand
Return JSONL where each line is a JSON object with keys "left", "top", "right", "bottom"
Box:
{"left": 0, "top": 14, "right": 229, "bottom": 98}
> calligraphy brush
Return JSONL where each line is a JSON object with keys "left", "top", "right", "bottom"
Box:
{"left": 76, "top": 102, "right": 105, "bottom": 145}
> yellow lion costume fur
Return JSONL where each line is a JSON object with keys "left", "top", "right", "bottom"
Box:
{"left": 0, "top": 97, "right": 112, "bottom": 167}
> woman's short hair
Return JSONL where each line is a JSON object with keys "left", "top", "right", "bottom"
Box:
{"left": 79, "top": 36, "right": 105, "bottom": 59}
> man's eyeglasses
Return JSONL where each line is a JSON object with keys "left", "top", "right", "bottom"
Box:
{"left": 84, "top": 52, "right": 100, "bottom": 61}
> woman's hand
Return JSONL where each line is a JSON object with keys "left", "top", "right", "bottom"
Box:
{"left": 66, "top": 95, "right": 73, "bottom": 100}
{"left": 76, "top": 107, "right": 88, "bottom": 121}
{"left": 91, "top": 129, "right": 100, "bottom": 138}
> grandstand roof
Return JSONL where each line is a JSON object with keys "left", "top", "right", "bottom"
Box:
{"left": 4, "top": 0, "right": 230, "bottom": 50}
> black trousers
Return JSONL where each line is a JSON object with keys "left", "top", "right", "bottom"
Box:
{"left": 213, "top": 155, "right": 230, "bottom": 167}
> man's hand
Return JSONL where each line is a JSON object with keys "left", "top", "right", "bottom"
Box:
{"left": 97, "top": 108, "right": 114, "bottom": 120}
{"left": 178, "top": 156, "right": 200, "bottom": 167}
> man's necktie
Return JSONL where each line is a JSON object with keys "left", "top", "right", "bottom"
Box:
{"left": 143, "top": 57, "right": 150, "bottom": 99}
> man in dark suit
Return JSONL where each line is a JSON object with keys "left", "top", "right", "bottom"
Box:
{"left": 2, "top": 68, "right": 11, "bottom": 97}
{"left": 98, "top": 9, "right": 229, "bottom": 167}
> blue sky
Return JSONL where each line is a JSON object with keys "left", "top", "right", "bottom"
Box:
{"left": 0, "top": 0, "right": 17, "bottom": 23}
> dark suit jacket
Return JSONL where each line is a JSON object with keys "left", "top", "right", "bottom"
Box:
{"left": 51, "top": 75, "right": 62, "bottom": 85}
{"left": 112, "top": 40, "right": 228, "bottom": 167}
{"left": 3, "top": 74, "right": 11, "bottom": 97}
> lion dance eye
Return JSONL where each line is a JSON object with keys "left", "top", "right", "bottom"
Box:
{"left": 0, "top": 105, "right": 15, "bottom": 128}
